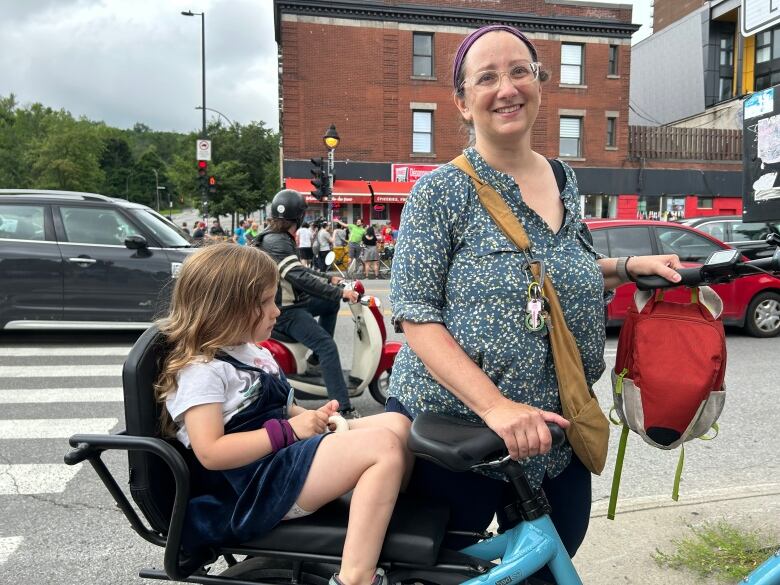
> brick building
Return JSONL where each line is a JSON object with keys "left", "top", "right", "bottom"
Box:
{"left": 274, "top": 0, "right": 641, "bottom": 225}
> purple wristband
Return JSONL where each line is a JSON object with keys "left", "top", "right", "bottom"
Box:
{"left": 280, "top": 419, "right": 297, "bottom": 446}
{"left": 263, "top": 419, "right": 285, "bottom": 453}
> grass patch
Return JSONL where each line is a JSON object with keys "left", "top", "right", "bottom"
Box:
{"left": 653, "top": 520, "right": 778, "bottom": 582}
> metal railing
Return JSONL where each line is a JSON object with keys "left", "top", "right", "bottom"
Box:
{"left": 628, "top": 126, "right": 742, "bottom": 161}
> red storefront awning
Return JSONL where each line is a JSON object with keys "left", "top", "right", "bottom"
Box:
{"left": 284, "top": 178, "right": 415, "bottom": 204}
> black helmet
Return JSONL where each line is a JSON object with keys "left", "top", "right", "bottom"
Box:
{"left": 270, "top": 189, "right": 307, "bottom": 228}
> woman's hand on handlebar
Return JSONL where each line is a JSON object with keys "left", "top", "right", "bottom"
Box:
{"left": 481, "top": 397, "right": 570, "bottom": 460}
{"left": 627, "top": 254, "right": 683, "bottom": 283}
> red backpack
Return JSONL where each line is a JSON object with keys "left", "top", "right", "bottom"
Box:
{"left": 608, "top": 286, "right": 727, "bottom": 519}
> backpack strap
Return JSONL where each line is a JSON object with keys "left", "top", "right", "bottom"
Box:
{"left": 548, "top": 158, "right": 567, "bottom": 194}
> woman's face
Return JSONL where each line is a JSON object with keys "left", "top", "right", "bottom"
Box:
{"left": 454, "top": 31, "right": 541, "bottom": 146}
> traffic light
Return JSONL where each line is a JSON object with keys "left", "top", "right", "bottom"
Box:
{"left": 208, "top": 175, "right": 217, "bottom": 196}
{"left": 309, "top": 157, "right": 329, "bottom": 201}
{"left": 198, "top": 160, "right": 208, "bottom": 191}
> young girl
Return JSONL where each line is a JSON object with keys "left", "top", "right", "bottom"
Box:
{"left": 155, "top": 243, "right": 411, "bottom": 585}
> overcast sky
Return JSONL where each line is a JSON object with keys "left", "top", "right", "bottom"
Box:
{"left": 0, "top": 0, "right": 652, "bottom": 134}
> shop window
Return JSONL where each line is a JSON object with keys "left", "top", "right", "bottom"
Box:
{"left": 561, "top": 44, "right": 583, "bottom": 85}
{"left": 413, "top": 33, "right": 433, "bottom": 77}
{"left": 698, "top": 197, "right": 713, "bottom": 209}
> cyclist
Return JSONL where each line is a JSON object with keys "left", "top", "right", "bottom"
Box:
{"left": 255, "top": 189, "right": 360, "bottom": 416}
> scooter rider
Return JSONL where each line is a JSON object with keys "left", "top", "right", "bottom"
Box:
{"left": 255, "top": 189, "right": 360, "bottom": 416}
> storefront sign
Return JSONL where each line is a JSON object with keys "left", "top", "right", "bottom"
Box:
{"left": 392, "top": 163, "right": 439, "bottom": 183}
{"left": 374, "top": 195, "right": 407, "bottom": 204}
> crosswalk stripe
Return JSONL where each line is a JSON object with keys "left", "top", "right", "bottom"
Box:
{"left": 0, "top": 536, "right": 24, "bottom": 565}
{"left": 0, "top": 388, "right": 122, "bottom": 404}
{"left": 0, "top": 365, "right": 122, "bottom": 378}
{"left": 0, "top": 347, "right": 131, "bottom": 357}
{"left": 0, "top": 464, "right": 82, "bottom": 495}
{"left": 0, "top": 418, "right": 118, "bottom": 439}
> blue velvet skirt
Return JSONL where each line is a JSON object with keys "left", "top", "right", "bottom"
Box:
{"left": 182, "top": 366, "right": 326, "bottom": 553}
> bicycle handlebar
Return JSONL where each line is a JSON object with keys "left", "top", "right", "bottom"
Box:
{"left": 634, "top": 250, "right": 780, "bottom": 291}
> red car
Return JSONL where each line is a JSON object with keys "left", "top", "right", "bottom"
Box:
{"left": 584, "top": 219, "right": 780, "bottom": 338}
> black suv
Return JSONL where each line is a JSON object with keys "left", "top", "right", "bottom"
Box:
{"left": 678, "top": 215, "right": 780, "bottom": 260}
{"left": 0, "top": 190, "right": 195, "bottom": 330}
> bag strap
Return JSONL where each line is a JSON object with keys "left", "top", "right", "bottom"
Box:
{"left": 450, "top": 154, "right": 600, "bottom": 457}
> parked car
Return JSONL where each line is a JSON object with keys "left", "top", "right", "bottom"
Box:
{"left": 0, "top": 190, "right": 196, "bottom": 330}
{"left": 584, "top": 219, "right": 780, "bottom": 337}
{"left": 677, "top": 215, "right": 780, "bottom": 260}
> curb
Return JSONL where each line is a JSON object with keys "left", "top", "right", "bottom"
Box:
{"left": 590, "top": 482, "right": 780, "bottom": 517}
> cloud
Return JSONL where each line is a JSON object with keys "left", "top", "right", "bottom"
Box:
{"left": 0, "top": 0, "right": 279, "bottom": 132}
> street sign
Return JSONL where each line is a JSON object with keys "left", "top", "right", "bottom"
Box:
{"left": 196, "top": 139, "right": 212, "bottom": 161}
{"left": 741, "top": 0, "right": 780, "bottom": 37}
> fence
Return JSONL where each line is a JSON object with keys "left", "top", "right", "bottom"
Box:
{"left": 628, "top": 126, "right": 742, "bottom": 161}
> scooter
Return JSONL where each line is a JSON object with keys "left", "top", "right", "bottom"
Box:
{"left": 258, "top": 251, "right": 400, "bottom": 405}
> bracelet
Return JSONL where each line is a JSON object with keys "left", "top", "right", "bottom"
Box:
{"left": 263, "top": 419, "right": 286, "bottom": 453}
{"left": 615, "top": 256, "right": 635, "bottom": 283}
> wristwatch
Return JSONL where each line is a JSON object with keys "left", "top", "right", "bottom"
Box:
{"left": 616, "top": 256, "right": 635, "bottom": 283}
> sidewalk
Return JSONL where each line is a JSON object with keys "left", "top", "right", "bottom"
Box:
{"left": 573, "top": 482, "right": 780, "bottom": 584}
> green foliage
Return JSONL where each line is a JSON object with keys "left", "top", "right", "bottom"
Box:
{"left": 0, "top": 93, "right": 279, "bottom": 212}
{"left": 653, "top": 520, "right": 779, "bottom": 582}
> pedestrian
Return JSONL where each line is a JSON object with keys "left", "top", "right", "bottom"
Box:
{"left": 386, "top": 24, "right": 683, "bottom": 582}
{"left": 154, "top": 243, "right": 411, "bottom": 585}
{"left": 246, "top": 222, "right": 260, "bottom": 245}
{"left": 233, "top": 220, "right": 248, "bottom": 246}
{"left": 361, "top": 225, "right": 379, "bottom": 279}
{"left": 335, "top": 218, "right": 366, "bottom": 271}
{"left": 192, "top": 221, "right": 207, "bottom": 246}
{"left": 209, "top": 218, "right": 225, "bottom": 238}
{"left": 317, "top": 222, "right": 334, "bottom": 271}
{"left": 297, "top": 222, "right": 313, "bottom": 268}
{"left": 333, "top": 221, "right": 349, "bottom": 270}
{"left": 181, "top": 221, "right": 190, "bottom": 235}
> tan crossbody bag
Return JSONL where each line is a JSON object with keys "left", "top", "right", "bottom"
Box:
{"left": 451, "top": 155, "right": 609, "bottom": 475}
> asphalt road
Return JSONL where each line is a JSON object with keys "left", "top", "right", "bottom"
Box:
{"left": 0, "top": 282, "right": 778, "bottom": 584}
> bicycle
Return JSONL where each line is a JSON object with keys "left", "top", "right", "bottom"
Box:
{"left": 63, "top": 241, "right": 780, "bottom": 584}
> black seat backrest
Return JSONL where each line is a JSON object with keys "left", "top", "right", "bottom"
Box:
{"left": 123, "top": 325, "right": 180, "bottom": 534}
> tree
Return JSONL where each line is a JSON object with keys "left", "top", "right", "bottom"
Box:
{"left": 131, "top": 148, "right": 168, "bottom": 208}
{"left": 99, "top": 135, "right": 134, "bottom": 199}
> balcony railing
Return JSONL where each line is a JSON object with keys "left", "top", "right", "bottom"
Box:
{"left": 628, "top": 126, "right": 742, "bottom": 161}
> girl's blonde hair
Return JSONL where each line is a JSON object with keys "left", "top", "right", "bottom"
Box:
{"left": 154, "top": 243, "right": 278, "bottom": 436}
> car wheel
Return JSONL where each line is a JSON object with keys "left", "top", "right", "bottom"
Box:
{"left": 744, "top": 291, "right": 780, "bottom": 338}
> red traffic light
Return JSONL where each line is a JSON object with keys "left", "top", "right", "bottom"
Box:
{"left": 208, "top": 176, "right": 216, "bottom": 186}
{"left": 198, "top": 160, "right": 208, "bottom": 169}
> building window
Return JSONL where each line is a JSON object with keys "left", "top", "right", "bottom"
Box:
{"left": 559, "top": 117, "right": 582, "bottom": 157}
{"left": 754, "top": 26, "right": 780, "bottom": 91}
{"left": 719, "top": 76, "right": 733, "bottom": 100}
{"left": 412, "top": 110, "right": 433, "bottom": 153}
{"left": 608, "top": 45, "right": 618, "bottom": 76}
{"left": 698, "top": 197, "right": 713, "bottom": 209}
{"left": 561, "top": 44, "right": 584, "bottom": 85}
{"left": 606, "top": 117, "right": 617, "bottom": 148}
{"left": 717, "top": 33, "right": 734, "bottom": 101}
{"left": 413, "top": 33, "right": 433, "bottom": 77}
{"left": 720, "top": 36, "right": 733, "bottom": 67}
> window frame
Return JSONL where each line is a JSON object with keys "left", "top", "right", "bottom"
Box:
{"left": 560, "top": 43, "right": 584, "bottom": 85}
{"left": 412, "top": 32, "right": 434, "bottom": 78}
{"left": 608, "top": 44, "right": 619, "bottom": 76}
{"left": 0, "top": 203, "right": 47, "bottom": 242}
{"left": 411, "top": 109, "right": 434, "bottom": 155}
{"left": 754, "top": 26, "right": 780, "bottom": 91}
{"left": 606, "top": 116, "right": 617, "bottom": 148}
{"left": 559, "top": 116, "right": 583, "bottom": 158}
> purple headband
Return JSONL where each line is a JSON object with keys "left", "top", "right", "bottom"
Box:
{"left": 452, "top": 25, "right": 538, "bottom": 92}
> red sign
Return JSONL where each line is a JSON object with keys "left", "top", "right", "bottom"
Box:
{"left": 373, "top": 204, "right": 386, "bottom": 212}
{"left": 392, "top": 163, "right": 439, "bottom": 183}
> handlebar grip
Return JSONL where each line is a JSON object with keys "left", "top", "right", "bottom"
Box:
{"left": 634, "top": 267, "right": 703, "bottom": 291}
{"left": 547, "top": 422, "right": 566, "bottom": 449}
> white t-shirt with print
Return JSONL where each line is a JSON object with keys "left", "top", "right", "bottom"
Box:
{"left": 166, "top": 343, "right": 286, "bottom": 448}
{"left": 298, "top": 227, "right": 312, "bottom": 248}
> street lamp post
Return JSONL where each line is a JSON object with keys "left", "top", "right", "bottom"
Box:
{"left": 182, "top": 10, "right": 208, "bottom": 219}
{"left": 152, "top": 169, "right": 166, "bottom": 212}
{"left": 322, "top": 124, "right": 340, "bottom": 223}
{"left": 196, "top": 106, "right": 234, "bottom": 127}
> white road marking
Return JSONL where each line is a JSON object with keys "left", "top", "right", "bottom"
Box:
{"left": 0, "top": 418, "right": 118, "bottom": 439}
{"left": 0, "top": 464, "right": 83, "bottom": 495}
{"left": 0, "top": 347, "right": 131, "bottom": 357}
{"left": 0, "top": 365, "right": 121, "bottom": 378}
{"left": 0, "top": 388, "right": 123, "bottom": 404}
{"left": 0, "top": 536, "right": 24, "bottom": 565}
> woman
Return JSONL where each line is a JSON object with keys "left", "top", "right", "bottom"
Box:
{"left": 361, "top": 225, "right": 379, "bottom": 279}
{"left": 317, "top": 222, "right": 334, "bottom": 272}
{"left": 387, "top": 24, "right": 682, "bottom": 572}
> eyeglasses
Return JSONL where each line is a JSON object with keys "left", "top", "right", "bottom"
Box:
{"left": 461, "top": 62, "right": 542, "bottom": 92}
